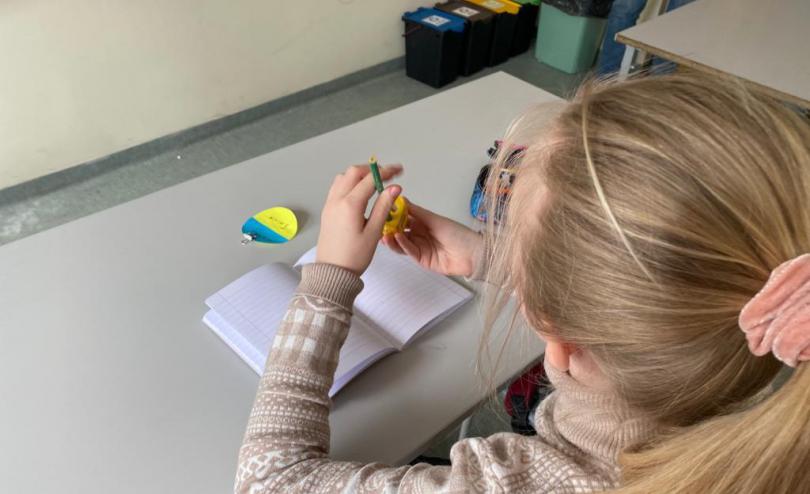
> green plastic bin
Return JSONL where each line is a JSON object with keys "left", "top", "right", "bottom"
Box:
{"left": 534, "top": 2, "right": 606, "bottom": 74}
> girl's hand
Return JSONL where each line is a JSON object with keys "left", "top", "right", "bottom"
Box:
{"left": 316, "top": 164, "right": 403, "bottom": 275}
{"left": 382, "top": 201, "right": 482, "bottom": 277}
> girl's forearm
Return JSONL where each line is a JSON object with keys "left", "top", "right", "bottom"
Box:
{"left": 235, "top": 263, "right": 363, "bottom": 493}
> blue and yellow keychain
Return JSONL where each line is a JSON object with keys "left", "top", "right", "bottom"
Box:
{"left": 241, "top": 206, "right": 298, "bottom": 245}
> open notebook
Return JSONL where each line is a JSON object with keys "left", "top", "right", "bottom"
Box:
{"left": 203, "top": 246, "right": 473, "bottom": 396}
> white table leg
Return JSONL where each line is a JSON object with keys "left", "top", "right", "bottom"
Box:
{"left": 618, "top": 45, "right": 636, "bottom": 80}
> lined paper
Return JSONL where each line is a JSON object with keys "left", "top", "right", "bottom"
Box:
{"left": 295, "top": 246, "right": 473, "bottom": 347}
{"left": 204, "top": 263, "right": 393, "bottom": 396}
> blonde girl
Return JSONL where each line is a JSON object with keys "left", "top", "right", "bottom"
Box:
{"left": 235, "top": 72, "right": 810, "bottom": 493}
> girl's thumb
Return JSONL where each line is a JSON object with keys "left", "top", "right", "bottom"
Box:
{"left": 367, "top": 185, "right": 401, "bottom": 234}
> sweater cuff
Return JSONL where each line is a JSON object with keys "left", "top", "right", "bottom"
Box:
{"left": 298, "top": 263, "right": 365, "bottom": 310}
{"left": 466, "top": 232, "right": 488, "bottom": 282}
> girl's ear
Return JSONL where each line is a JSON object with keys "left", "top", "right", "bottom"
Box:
{"left": 524, "top": 308, "right": 576, "bottom": 372}
{"left": 544, "top": 335, "right": 576, "bottom": 372}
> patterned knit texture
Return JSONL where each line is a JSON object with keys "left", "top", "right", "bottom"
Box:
{"left": 235, "top": 263, "right": 657, "bottom": 493}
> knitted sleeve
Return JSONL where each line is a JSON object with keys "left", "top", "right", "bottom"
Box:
{"left": 467, "top": 232, "right": 496, "bottom": 283}
{"left": 234, "top": 262, "right": 605, "bottom": 494}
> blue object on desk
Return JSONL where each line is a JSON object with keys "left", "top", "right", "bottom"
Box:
{"left": 470, "top": 140, "right": 524, "bottom": 223}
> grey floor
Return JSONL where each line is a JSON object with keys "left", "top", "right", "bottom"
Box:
{"left": 0, "top": 50, "right": 575, "bottom": 459}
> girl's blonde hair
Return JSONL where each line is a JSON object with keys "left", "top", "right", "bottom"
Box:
{"left": 483, "top": 73, "right": 810, "bottom": 493}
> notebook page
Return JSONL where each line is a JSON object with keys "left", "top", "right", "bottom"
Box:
{"left": 295, "top": 246, "right": 473, "bottom": 348}
{"left": 204, "top": 309, "right": 265, "bottom": 374}
{"left": 330, "top": 318, "right": 393, "bottom": 395}
{"left": 204, "top": 263, "right": 394, "bottom": 396}
{"left": 205, "top": 264, "right": 300, "bottom": 367}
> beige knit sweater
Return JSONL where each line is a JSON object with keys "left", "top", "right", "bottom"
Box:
{"left": 235, "top": 263, "right": 657, "bottom": 493}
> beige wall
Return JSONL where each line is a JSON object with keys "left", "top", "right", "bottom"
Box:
{"left": 0, "top": 0, "right": 425, "bottom": 188}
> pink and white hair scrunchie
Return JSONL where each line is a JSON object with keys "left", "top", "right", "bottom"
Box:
{"left": 739, "top": 254, "right": 810, "bottom": 367}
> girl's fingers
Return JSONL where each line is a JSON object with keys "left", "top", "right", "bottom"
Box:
{"left": 326, "top": 174, "right": 343, "bottom": 200}
{"left": 406, "top": 201, "right": 430, "bottom": 217}
{"left": 395, "top": 232, "right": 421, "bottom": 260}
{"left": 347, "top": 164, "right": 403, "bottom": 203}
{"left": 366, "top": 185, "right": 402, "bottom": 235}
{"left": 329, "top": 165, "right": 369, "bottom": 197}
{"left": 382, "top": 235, "right": 405, "bottom": 255}
{"left": 406, "top": 201, "right": 441, "bottom": 228}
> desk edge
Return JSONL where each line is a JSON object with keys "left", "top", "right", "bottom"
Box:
{"left": 615, "top": 33, "right": 810, "bottom": 109}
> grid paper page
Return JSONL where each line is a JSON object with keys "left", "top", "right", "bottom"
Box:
{"left": 204, "top": 263, "right": 393, "bottom": 396}
{"left": 295, "top": 246, "right": 473, "bottom": 348}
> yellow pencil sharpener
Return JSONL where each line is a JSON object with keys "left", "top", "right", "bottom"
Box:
{"left": 383, "top": 196, "right": 408, "bottom": 236}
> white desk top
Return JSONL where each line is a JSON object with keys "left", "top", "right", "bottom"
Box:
{"left": 0, "top": 72, "right": 551, "bottom": 494}
{"left": 617, "top": 0, "right": 810, "bottom": 107}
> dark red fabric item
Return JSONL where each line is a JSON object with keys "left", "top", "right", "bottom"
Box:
{"left": 504, "top": 360, "right": 550, "bottom": 435}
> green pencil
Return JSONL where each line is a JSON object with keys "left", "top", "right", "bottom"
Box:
{"left": 369, "top": 156, "right": 384, "bottom": 194}
{"left": 369, "top": 155, "right": 393, "bottom": 221}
